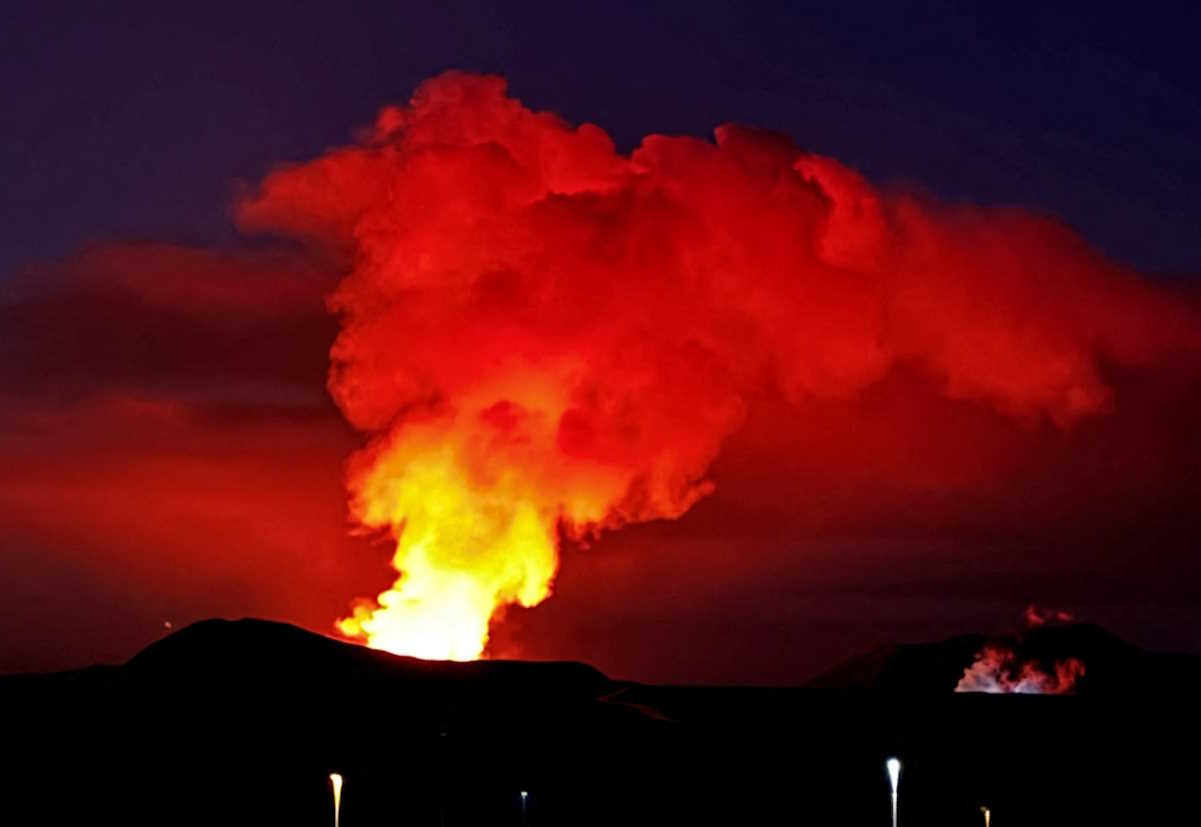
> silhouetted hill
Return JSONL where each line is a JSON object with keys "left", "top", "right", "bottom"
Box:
{"left": 125, "top": 618, "right": 613, "bottom": 709}
{"left": 3, "top": 618, "right": 1199, "bottom": 826}
{"left": 4, "top": 618, "right": 637, "bottom": 748}
{"left": 807, "top": 634, "right": 988, "bottom": 692}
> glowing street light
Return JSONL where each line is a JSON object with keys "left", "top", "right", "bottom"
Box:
{"left": 886, "top": 758, "right": 901, "bottom": 827}
{"left": 329, "top": 773, "right": 344, "bottom": 827}
{"left": 981, "top": 805, "right": 991, "bottom": 827}
{"left": 520, "top": 790, "right": 529, "bottom": 826}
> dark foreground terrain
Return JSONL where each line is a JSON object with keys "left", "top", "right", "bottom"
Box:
{"left": 2, "top": 619, "right": 1197, "bottom": 825}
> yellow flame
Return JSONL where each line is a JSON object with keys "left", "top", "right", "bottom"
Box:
{"left": 337, "top": 436, "right": 562, "bottom": 661}
{"left": 329, "top": 773, "right": 343, "bottom": 827}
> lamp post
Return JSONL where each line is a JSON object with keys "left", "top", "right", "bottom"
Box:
{"left": 981, "top": 805, "right": 991, "bottom": 827}
{"left": 520, "top": 790, "right": 529, "bottom": 826}
{"left": 886, "top": 758, "right": 901, "bottom": 827}
{"left": 329, "top": 773, "right": 344, "bottom": 827}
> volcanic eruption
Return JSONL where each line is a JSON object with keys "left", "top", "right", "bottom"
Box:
{"left": 233, "top": 72, "right": 1199, "bottom": 662}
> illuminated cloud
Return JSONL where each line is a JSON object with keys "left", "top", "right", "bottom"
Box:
{"left": 235, "top": 73, "right": 1201, "bottom": 660}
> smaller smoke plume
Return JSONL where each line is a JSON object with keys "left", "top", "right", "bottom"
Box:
{"left": 1024, "top": 604, "right": 1076, "bottom": 628}
{"left": 955, "top": 645, "right": 1086, "bottom": 694}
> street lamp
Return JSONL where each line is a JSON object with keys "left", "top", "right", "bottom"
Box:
{"left": 329, "top": 773, "right": 344, "bottom": 827}
{"left": 886, "top": 758, "right": 901, "bottom": 827}
{"left": 981, "top": 805, "right": 991, "bottom": 827}
{"left": 520, "top": 790, "right": 529, "bottom": 826}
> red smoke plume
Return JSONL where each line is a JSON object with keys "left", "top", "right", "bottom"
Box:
{"left": 230, "top": 72, "right": 1200, "bottom": 661}
{"left": 956, "top": 646, "right": 1086, "bottom": 694}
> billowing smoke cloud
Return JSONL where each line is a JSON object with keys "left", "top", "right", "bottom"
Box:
{"left": 233, "top": 72, "right": 1200, "bottom": 660}
{"left": 956, "top": 645, "right": 1086, "bottom": 694}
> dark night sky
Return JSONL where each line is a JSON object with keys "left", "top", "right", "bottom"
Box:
{"left": 2, "top": 1, "right": 1199, "bottom": 681}
{"left": 5, "top": 1, "right": 1201, "bottom": 275}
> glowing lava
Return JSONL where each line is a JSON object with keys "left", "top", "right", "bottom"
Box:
{"left": 336, "top": 435, "right": 559, "bottom": 661}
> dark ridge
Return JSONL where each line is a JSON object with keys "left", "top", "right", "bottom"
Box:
{"left": 126, "top": 617, "right": 610, "bottom": 697}
{"left": 3, "top": 618, "right": 1199, "bottom": 825}
{"left": 806, "top": 634, "right": 988, "bottom": 692}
